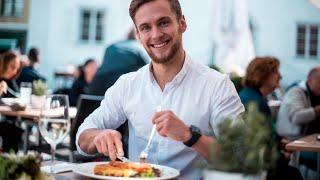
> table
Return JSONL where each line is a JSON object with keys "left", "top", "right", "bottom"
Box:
{"left": 0, "top": 105, "right": 77, "bottom": 120}
{"left": 286, "top": 134, "right": 320, "bottom": 179}
{"left": 0, "top": 105, "right": 77, "bottom": 154}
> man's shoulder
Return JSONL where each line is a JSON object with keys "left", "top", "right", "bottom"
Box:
{"left": 189, "top": 60, "right": 228, "bottom": 84}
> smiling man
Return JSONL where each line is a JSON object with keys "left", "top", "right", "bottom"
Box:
{"left": 76, "top": 0, "right": 244, "bottom": 179}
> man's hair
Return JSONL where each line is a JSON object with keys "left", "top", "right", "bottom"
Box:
{"left": 307, "top": 67, "right": 320, "bottom": 79}
{"left": 28, "top": 47, "right": 40, "bottom": 63}
{"left": 243, "top": 57, "right": 280, "bottom": 89}
{"left": 0, "top": 51, "right": 19, "bottom": 78}
{"left": 129, "top": 0, "right": 182, "bottom": 23}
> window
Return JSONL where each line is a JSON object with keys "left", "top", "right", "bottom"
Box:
{"left": 80, "top": 9, "right": 105, "bottom": 43}
{"left": 0, "top": 0, "right": 24, "bottom": 17}
{"left": 296, "top": 24, "right": 319, "bottom": 59}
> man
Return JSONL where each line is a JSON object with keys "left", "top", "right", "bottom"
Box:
{"left": 276, "top": 67, "right": 320, "bottom": 179}
{"left": 88, "top": 29, "right": 149, "bottom": 96}
{"left": 16, "top": 47, "right": 46, "bottom": 84}
{"left": 76, "top": 0, "right": 244, "bottom": 179}
{"left": 277, "top": 67, "right": 320, "bottom": 138}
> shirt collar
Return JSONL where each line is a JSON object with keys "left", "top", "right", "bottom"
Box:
{"left": 147, "top": 54, "right": 191, "bottom": 87}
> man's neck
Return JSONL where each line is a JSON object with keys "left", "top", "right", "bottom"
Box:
{"left": 152, "top": 51, "right": 185, "bottom": 91}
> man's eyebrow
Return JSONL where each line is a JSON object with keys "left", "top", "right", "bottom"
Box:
{"left": 157, "top": 16, "right": 170, "bottom": 22}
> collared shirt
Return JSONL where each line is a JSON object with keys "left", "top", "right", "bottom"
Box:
{"left": 76, "top": 55, "right": 244, "bottom": 179}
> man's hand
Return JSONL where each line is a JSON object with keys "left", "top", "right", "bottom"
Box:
{"left": 315, "top": 105, "right": 320, "bottom": 117}
{"left": 93, "top": 129, "right": 123, "bottom": 161}
{"left": 152, "top": 110, "right": 191, "bottom": 142}
{"left": 0, "top": 81, "right": 7, "bottom": 95}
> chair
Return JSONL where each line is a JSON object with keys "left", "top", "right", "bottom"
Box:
{"left": 69, "top": 94, "right": 128, "bottom": 162}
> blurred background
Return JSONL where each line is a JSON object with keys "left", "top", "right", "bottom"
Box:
{"left": 0, "top": 0, "right": 319, "bottom": 90}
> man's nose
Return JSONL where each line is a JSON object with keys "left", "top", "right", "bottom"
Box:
{"left": 151, "top": 27, "right": 164, "bottom": 40}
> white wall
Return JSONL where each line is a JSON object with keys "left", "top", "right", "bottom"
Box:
{"left": 27, "top": 0, "right": 133, "bottom": 88}
{"left": 248, "top": 0, "right": 320, "bottom": 86}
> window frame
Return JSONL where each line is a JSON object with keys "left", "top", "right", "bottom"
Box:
{"left": 295, "top": 23, "right": 320, "bottom": 60}
{"left": 79, "top": 8, "right": 106, "bottom": 44}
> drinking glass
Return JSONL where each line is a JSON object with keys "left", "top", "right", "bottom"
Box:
{"left": 20, "top": 82, "right": 32, "bottom": 105}
{"left": 38, "top": 94, "right": 70, "bottom": 173}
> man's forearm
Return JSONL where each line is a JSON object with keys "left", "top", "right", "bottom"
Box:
{"left": 191, "top": 135, "right": 215, "bottom": 159}
{"left": 78, "top": 128, "right": 102, "bottom": 154}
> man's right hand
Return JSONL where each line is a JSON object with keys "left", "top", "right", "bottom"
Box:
{"left": 93, "top": 129, "right": 123, "bottom": 161}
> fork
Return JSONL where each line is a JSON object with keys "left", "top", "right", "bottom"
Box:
{"left": 139, "top": 106, "right": 162, "bottom": 163}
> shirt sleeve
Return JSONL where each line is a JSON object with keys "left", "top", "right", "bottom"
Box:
{"left": 76, "top": 76, "right": 128, "bottom": 155}
{"left": 283, "top": 87, "right": 316, "bottom": 125}
{"left": 209, "top": 75, "right": 245, "bottom": 136}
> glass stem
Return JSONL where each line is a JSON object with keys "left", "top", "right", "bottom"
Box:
{"left": 50, "top": 143, "right": 57, "bottom": 173}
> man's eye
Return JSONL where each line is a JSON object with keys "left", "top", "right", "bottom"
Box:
{"left": 159, "top": 21, "right": 169, "bottom": 27}
{"left": 140, "top": 26, "right": 150, "bottom": 32}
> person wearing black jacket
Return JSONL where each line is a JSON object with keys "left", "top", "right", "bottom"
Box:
{"left": 16, "top": 47, "right": 46, "bottom": 84}
{"left": 88, "top": 29, "right": 149, "bottom": 96}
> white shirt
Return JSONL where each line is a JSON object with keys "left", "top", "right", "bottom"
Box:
{"left": 76, "top": 55, "right": 244, "bottom": 179}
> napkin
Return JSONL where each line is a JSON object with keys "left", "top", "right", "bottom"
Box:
{"left": 41, "top": 162, "right": 75, "bottom": 174}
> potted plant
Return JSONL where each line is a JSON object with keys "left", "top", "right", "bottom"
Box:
{"left": 203, "top": 103, "right": 277, "bottom": 180}
{"left": 31, "top": 80, "right": 48, "bottom": 109}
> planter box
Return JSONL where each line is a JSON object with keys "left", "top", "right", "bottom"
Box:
{"left": 31, "top": 95, "right": 45, "bottom": 109}
{"left": 203, "top": 170, "right": 266, "bottom": 180}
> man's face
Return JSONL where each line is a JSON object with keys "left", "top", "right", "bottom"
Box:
{"left": 134, "top": 0, "right": 186, "bottom": 64}
{"left": 308, "top": 74, "right": 320, "bottom": 96}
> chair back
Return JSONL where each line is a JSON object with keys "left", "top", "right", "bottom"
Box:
{"left": 70, "top": 94, "right": 104, "bottom": 151}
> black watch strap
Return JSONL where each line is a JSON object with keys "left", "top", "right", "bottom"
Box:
{"left": 183, "top": 125, "right": 202, "bottom": 147}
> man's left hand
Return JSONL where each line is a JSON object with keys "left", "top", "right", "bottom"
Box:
{"left": 152, "top": 110, "right": 191, "bottom": 142}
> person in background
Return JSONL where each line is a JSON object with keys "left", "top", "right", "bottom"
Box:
{"left": 239, "top": 57, "right": 281, "bottom": 118}
{"left": 16, "top": 47, "right": 46, "bottom": 85}
{"left": 77, "top": 0, "right": 244, "bottom": 179}
{"left": 276, "top": 67, "right": 320, "bottom": 180}
{"left": 88, "top": 28, "right": 149, "bottom": 96}
{"left": 70, "top": 59, "right": 98, "bottom": 106}
{"left": 239, "top": 57, "right": 302, "bottom": 180}
{"left": 0, "top": 51, "right": 21, "bottom": 98}
{"left": 0, "top": 51, "right": 23, "bottom": 152}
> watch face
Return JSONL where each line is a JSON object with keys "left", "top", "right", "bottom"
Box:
{"left": 190, "top": 125, "right": 201, "bottom": 133}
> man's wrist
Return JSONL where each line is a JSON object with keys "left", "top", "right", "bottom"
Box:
{"left": 182, "top": 125, "right": 192, "bottom": 142}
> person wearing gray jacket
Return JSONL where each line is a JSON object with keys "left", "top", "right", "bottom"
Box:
{"left": 276, "top": 67, "right": 320, "bottom": 180}
{"left": 276, "top": 67, "right": 320, "bottom": 139}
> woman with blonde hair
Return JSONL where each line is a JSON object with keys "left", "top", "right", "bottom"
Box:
{"left": 0, "top": 51, "right": 21, "bottom": 98}
{"left": 0, "top": 51, "right": 23, "bottom": 153}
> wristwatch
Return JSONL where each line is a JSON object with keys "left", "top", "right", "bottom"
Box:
{"left": 183, "top": 125, "right": 202, "bottom": 147}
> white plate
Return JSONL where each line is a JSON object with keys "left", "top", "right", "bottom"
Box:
{"left": 1, "top": 97, "right": 20, "bottom": 105}
{"left": 72, "top": 161, "right": 180, "bottom": 180}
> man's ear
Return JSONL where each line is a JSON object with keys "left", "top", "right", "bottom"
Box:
{"left": 180, "top": 15, "right": 187, "bottom": 33}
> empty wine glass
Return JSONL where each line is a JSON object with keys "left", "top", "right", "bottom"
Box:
{"left": 38, "top": 94, "right": 70, "bottom": 173}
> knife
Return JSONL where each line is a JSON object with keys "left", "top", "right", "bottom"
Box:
{"left": 116, "top": 154, "right": 130, "bottom": 162}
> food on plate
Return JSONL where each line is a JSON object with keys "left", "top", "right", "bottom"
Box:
{"left": 93, "top": 161, "right": 161, "bottom": 177}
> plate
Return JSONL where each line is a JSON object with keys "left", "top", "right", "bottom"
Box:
{"left": 72, "top": 161, "right": 180, "bottom": 180}
{"left": 1, "top": 98, "right": 20, "bottom": 105}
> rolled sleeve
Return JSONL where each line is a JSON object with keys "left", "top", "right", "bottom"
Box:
{"left": 75, "top": 76, "right": 128, "bottom": 156}
{"left": 210, "top": 75, "right": 245, "bottom": 136}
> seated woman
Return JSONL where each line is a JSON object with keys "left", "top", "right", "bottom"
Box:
{"left": 70, "top": 59, "right": 98, "bottom": 106}
{"left": 239, "top": 57, "right": 302, "bottom": 180}
{"left": 0, "top": 51, "right": 24, "bottom": 152}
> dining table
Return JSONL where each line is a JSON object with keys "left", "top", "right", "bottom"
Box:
{"left": 286, "top": 134, "right": 320, "bottom": 180}
{"left": 0, "top": 104, "right": 77, "bottom": 154}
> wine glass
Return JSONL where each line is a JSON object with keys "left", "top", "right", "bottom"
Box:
{"left": 38, "top": 94, "right": 70, "bottom": 173}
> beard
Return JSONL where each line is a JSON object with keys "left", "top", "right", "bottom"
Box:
{"left": 146, "top": 34, "right": 182, "bottom": 64}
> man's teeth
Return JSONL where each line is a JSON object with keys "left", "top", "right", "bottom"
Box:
{"left": 153, "top": 42, "right": 167, "bottom": 48}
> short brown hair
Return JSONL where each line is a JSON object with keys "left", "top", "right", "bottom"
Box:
{"left": 129, "top": 0, "right": 182, "bottom": 23}
{"left": 0, "top": 51, "right": 20, "bottom": 78}
{"left": 243, "top": 57, "right": 280, "bottom": 89}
